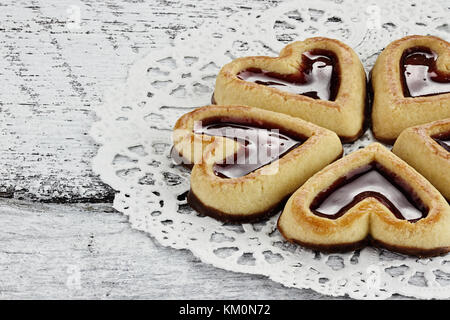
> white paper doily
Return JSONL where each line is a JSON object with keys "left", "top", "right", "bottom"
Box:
{"left": 91, "top": 0, "right": 450, "bottom": 299}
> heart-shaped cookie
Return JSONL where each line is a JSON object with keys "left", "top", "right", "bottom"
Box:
{"left": 278, "top": 143, "right": 450, "bottom": 257}
{"left": 172, "top": 105, "right": 342, "bottom": 222}
{"left": 371, "top": 35, "right": 450, "bottom": 143}
{"left": 393, "top": 118, "right": 450, "bottom": 200}
{"left": 213, "top": 37, "right": 366, "bottom": 142}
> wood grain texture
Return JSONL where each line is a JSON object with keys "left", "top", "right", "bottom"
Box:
{"left": 0, "top": 0, "right": 280, "bottom": 202}
{"left": 0, "top": 199, "right": 364, "bottom": 300}
{"left": 0, "top": 199, "right": 422, "bottom": 299}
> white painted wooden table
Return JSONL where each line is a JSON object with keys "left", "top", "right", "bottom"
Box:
{"left": 0, "top": 0, "right": 414, "bottom": 299}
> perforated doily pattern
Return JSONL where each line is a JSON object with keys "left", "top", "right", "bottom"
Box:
{"left": 91, "top": 0, "right": 450, "bottom": 299}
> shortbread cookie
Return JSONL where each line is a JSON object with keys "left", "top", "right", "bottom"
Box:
{"left": 213, "top": 37, "right": 366, "bottom": 142}
{"left": 278, "top": 143, "right": 450, "bottom": 257}
{"left": 172, "top": 105, "right": 342, "bottom": 222}
{"left": 393, "top": 118, "right": 450, "bottom": 200}
{"left": 371, "top": 35, "right": 450, "bottom": 143}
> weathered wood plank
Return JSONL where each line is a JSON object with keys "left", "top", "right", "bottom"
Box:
{"left": 0, "top": 0, "right": 279, "bottom": 202}
{"left": 0, "top": 198, "right": 388, "bottom": 299}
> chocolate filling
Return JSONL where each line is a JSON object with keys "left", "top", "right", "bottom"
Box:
{"left": 401, "top": 46, "right": 450, "bottom": 98}
{"left": 193, "top": 117, "right": 305, "bottom": 178}
{"left": 237, "top": 49, "right": 340, "bottom": 101}
{"left": 310, "top": 162, "right": 428, "bottom": 222}
{"left": 432, "top": 131, "right": 450, "bottom": 152}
